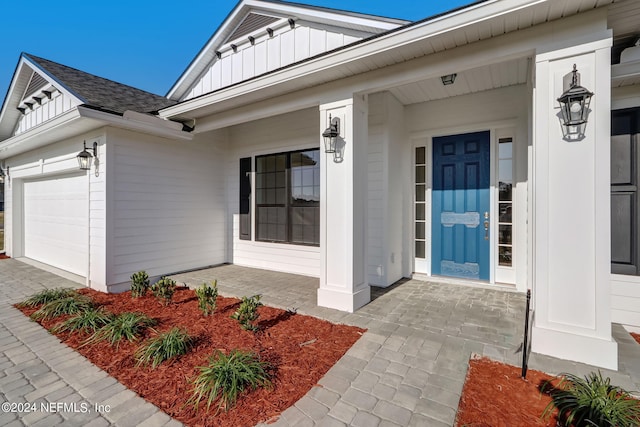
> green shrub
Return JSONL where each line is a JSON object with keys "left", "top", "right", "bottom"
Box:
{"left": 189, "top": 349, "right": 271, "bottom": 412}
{"left": 151, "top": 277, "right": 176, "bottom": 306}
{"left": 195, "top": 281, "right": 218, "bottom": 316}
{"left": 17, "top": 288, "right": 79, "bottom": 308}
{"left": 84, "top": 312, "right": 156, "bottom": 348}
{"left": 542, "top": 371, "right": 640, "bottom": 427}
{"left": 52, "top": 307, "right": 114, "bottom": 334}
{"left": 130, "top": 271, "right": 150, "bottom": 298}
{"left": 135, "top": 327, "right": 193, "bottom": 368}
{"left": 30, "top": 294, "right": 94, "bottom": 321}
{"left": 231, "top": 295, "right": 262, "bottom": 332}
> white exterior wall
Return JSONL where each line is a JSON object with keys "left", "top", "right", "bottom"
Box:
{"left": 107, "top": 127, "right": 226, "bottom": 290}
{"left": 367, "top": 92, "right": 407, "bottom": 287}
{"left": 184, "top": 22, "right": 364, "bottom": 101}
{"left": 3, "top": 131, "right": 107, "bottom": 289}
{"left": 15, "top": 90, "right": 79, "bottom": 136}
{"left": 611, "top": 86, "right": 640, "bottom": 327}
{"left": 404, "top": 85, "right": 529, "bottom": 290}
{"left": 225, "top": 108, "right": 321, "bottom": 276}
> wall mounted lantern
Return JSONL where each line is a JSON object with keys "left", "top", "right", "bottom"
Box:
{"left": 557, "top": 64, "right": 593, "bottom": 128}
{"left": 0, "top": 165, "right": 5, "bottom": 184}
{"left": 322, "top": 115, "right": 340, "bottom": 153}
{"left": 77, "top": 141, "right": 97, "bottom": 171}
{"left": 441, "top": 73, "right": 457, "bottom": 86}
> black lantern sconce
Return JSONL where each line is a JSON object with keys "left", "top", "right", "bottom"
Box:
{"left": 323, "top": 115, "right": 340, "bottom": 154}
{"left": 0, "top": 165, "right": 5, "bottom": 184}
{"left": 557, "top": 64, "right": 593, "bottom": 138}
{"left": 77, "top": 141, "right": 97, "bottom": 171}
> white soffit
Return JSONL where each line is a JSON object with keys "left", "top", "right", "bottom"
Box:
{"left": 160, "top": 0, "right": 614, "bottom": 121}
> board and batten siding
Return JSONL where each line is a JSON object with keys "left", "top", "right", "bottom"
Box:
{"left": 15, "top": 90, "right": 79, "bottom": 136}
{"left": 367, "top": 92, "right": 408, "bottom": 287}
{"left": 225, "top": 108, "right": 321, "bottom": 277}
{"left": 108, "top": 128, "right": 226, "bottom": 288}
{"left": 184, "top": 22, "right": 364, "bottom": 101}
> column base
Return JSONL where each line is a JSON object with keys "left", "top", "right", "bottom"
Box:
{"left": 532, "top": 326, "right": 618, "bottom": 370}
{"left": 317, "top": 286, "right": 370, "bottom": 313}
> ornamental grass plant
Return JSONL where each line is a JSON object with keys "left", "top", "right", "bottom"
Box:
{"left": 135, "top": 327, "right": 193, "bottom": 368}
{"left": 542, "top": 371, "right": 640, "bottom": 427}
{"left": 189, "top": 349, "right": 271, "bottom": 412}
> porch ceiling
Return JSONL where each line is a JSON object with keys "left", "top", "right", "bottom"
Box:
{"left": 388, "top": 56, "right": 530, "bottom": 105}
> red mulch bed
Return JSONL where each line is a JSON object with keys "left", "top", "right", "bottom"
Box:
{"left": 455, "top": 357, "right": 562, "bottom": 426}
{"left": 17, "top": 287, "right": 365, "bottom": 427}
{"left": 0, "top": 254, "right": 10, "bottom": 259}
{"left": 632, "top": 333, "right": 640, "bottom": 346}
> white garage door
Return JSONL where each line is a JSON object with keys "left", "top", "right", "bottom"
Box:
{"left": 23, "top": 174, "right": 88, "bottom": 276}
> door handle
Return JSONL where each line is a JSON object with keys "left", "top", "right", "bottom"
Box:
{"left": 483, "top": 211, "right": 489, "bottom": 240}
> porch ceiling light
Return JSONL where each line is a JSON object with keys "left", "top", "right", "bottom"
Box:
{"left": 322, "top": 115, "right": 340, "bottom": 153}
{"left": 557, "top": 64, "right": 593, "bottom": 127}
{"left": 77, "top": 141, "right": 97, "bottom": 171}
{"left": 441, "top": 73, "right": 457, "bottom": 85}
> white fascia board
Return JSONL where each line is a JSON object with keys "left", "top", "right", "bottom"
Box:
{"left": 0, "top": 108, "right": 87, "bottom": 159}
{"left": 160, "top": 0, "right": 554, "bottom": 120}
{"left": 0, "top": 107, "right": 192, "bottom": 159}
{"left": 166, "top": 0, "right": 408, "bottom": 100}
{"left": 77, "top": 107, "right": 193, "bottom": 141}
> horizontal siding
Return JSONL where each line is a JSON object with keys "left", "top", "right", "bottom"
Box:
{"left": 109, "top": 128, "right": 227, "bottom": 285}
{"left": 611, "top": 275, "right": 640, "bottom": 327}
{"left": 226, "top": 108, "right": 320, "bottom": 277}
{"left": 184, "top": 23, "right": 365, "bottom": 101}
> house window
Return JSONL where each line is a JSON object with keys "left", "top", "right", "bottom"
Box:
{"left": 611, "top": 108, "right": 640, "bottom": 276}
{"left": 498, "top": 138, "right": 513, "bottom": 267}
{"left": 255, "top": 149, "right": 320, "bottom": 246}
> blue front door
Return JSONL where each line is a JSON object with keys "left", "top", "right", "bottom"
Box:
{"left": 432, "top": 131, "right": 490, "bottom": 280}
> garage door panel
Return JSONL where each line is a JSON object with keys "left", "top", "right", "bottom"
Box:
{"left": 24, "top": 174, "right": 88, "bottom": 276}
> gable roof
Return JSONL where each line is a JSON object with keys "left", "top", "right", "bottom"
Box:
{"left": 166, "top": 0, "right": 409, "bottom": 101}
{"left": 0, "top": 53, "right": 177, "bottom": 141}
{"left": 24, "top": 54, "right": 177, "bottom": 115}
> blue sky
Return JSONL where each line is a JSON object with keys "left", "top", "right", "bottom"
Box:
{"left": 0, "top": 0, "right": 473, "bottom": 102}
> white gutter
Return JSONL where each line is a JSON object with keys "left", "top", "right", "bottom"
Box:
{"left": 159, "top": 0, "right": 552, "bottom": 120}
{"left": 0, "top": 106, "right": 192, "bottom": 159}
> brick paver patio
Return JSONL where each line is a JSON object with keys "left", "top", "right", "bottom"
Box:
{"left": 1, "top": 259, "right": 639, "bottom": 426}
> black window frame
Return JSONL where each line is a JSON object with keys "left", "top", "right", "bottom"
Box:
{"left": 611, "top": 107, "right": 640, "bottom": 276}
{"left": 254, "top": 148, "right": 320, "bottom": 246}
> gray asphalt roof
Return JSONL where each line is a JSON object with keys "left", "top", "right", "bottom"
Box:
{"left": 25, "top": 53, "right": 177, "bottom": 115}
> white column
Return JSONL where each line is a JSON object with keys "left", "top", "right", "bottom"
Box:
{"left": 318, "top": 96, "right": 370, "bottom": 312}
{"left": 532, "top": 38, "right": 617, "bottom": 369}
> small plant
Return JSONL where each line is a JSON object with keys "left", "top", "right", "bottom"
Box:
{"left": 231, "top": 295, "right": 263, "bottom": 331}
{"left": 84, "top": 312, "right": 156, "bottom": 348}
{"left": 151, "top": 277, "right": 176, "bottom": 306}
{"left": 195, "top": 281, "right": 218, "bottom": 316}
{"left": 135, "top": 327, "right": 193, "bottom": 368}
{"left": 30, "top": 294, "right": 94, "bottom": 321}
{"left": 542, "top": 371, "right": 640, "bottom": 427}
{"left": 189, "top": 349, "right": 271, "bottom": 412}
{"left": 130, "top": 271, "right": 150, "bottom": 298}
{"left": 17, "top": 288, "right": 79, "bottom": 308}
{"left": 52, "top": 307, "right": 114, "bottom": 334}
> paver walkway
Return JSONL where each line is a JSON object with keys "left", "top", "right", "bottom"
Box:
{"left": 1, "top": 259, "right": 639, "bottom": 426}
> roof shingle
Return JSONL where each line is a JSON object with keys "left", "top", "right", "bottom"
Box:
{"left": 24, "top": 54, "right": 177, "bottom": 114}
